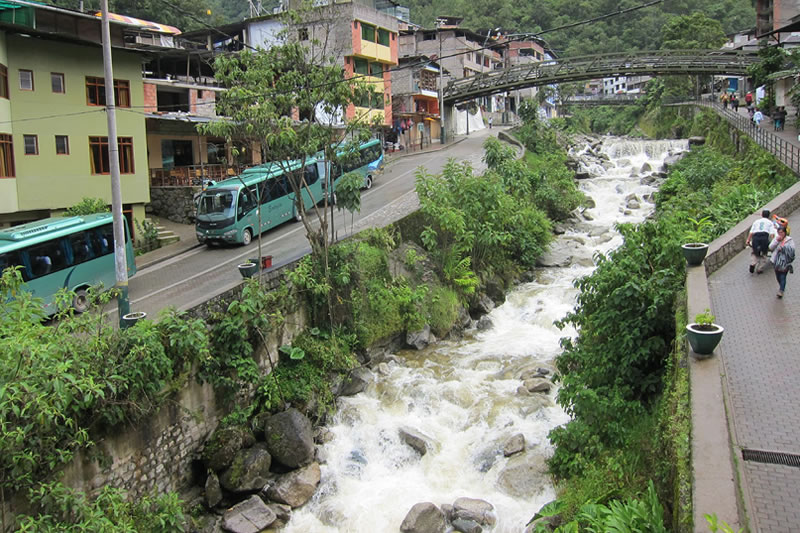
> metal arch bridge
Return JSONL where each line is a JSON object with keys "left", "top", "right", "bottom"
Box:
{"left": 443, "top": 49, "right": 759, "bottom": 105}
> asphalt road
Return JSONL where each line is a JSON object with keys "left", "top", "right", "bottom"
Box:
{"left": 120, "top": 128, "right": 498, "bottom": 320}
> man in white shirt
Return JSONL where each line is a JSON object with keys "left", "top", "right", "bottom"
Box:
{"left": 745, "top": 209, "right": 777, "bottom": 273}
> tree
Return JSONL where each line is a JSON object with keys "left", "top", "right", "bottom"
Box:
{"left": 659, "top": 12, "right": 726, "bottom": 99}
{"left": 199, "top": 5, "right": 378, "bottom": 326}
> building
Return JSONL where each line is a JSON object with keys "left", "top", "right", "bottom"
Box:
{"left": 0, "top": 0, "right": 165, "bottom": 232}
{"left": 391, "top": 55, "right": 442, "bottom": 149}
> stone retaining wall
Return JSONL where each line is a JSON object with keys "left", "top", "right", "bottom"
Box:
{"left": 147, "top": 187, "right": 199, "bottom": 224}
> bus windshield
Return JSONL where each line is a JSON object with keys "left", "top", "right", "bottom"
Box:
{"left": 197, "top": 189, "right": 237, "bottom": 218}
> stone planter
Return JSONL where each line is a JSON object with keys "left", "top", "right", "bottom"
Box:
{"left": 682, "top": 243, "right": 709, "bottom": 266}
{"left": 686, "top": 322, "right": 724, "bottom": 356}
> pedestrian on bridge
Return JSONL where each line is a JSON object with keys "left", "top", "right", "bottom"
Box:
{"left": 769, "top": 226, "right": 795, "bottom": 298}
{"left": 731, "top": 94, "right": 739, "bottom": 112}
{"left": 753, "top": 108, "right": 764, "bottom": 127}
{"left": 721, "top": 93, "right": 729, "bottom": 109}
{"left": 746, "top": 209, "right": 777, "bottom": 274}
{"left": 745, "top": 91, "right": 753, "bottom": 106}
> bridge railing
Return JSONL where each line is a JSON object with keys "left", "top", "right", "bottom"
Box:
{"left": 696, "top": 99, "right": 800, "bottom": 175}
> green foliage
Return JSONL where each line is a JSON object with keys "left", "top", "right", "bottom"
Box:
{"left": 64, "top": 197, "right": 109, "bottom": 216}
{"left": 683, "top": 215, "right": 712, "bottom": 243}
{"left": 705, "top": 513, "right": 742, "bottom": 533}
{"left": 427, "top": 286, "right": 461, "bottom": 338}
{"left": 16, "top": 481, "right": 184, "bottom": 532}
{"left": 134, "top": 219, "right": 160, "bottom": 254}
{"left": 747, "top": 42, "right": 787, "bottom": 92}
{"left": 661, "top": 12, "right": 726, "bottom": 50}
{"left": 693, "top": 308, "right": 715, "bottom": 326}
{"left": 0, "top": 268, "right": 208, "bottom": 500}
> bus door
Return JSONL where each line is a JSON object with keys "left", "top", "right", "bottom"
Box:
{"left": 300, "top": 163, "right": 320, "bottom": 209}
{"left": 263, "top": 175, "right": 292, "bottom": 224}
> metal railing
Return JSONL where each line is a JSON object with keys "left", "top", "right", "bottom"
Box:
{"left": 695, "top": 99, "right": 800, "bottom": 175}
{"left": 149, "top": 164, "right": 241, "bottom": 187}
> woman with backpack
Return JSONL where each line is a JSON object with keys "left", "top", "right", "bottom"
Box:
{"left": 769, "top": 226, "right": 795, "bottom": 298}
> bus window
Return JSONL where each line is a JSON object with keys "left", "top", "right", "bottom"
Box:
{"left": 0, "top": 250, "right": 30, "bottom": 281}
{"left": 90, "top": 225, "right": 114, "bottom": 256}
{"left": 268, "top": 176, "right": 289, "bottom": 200}
{"left": 68, "top": 231, "right": 94, "bottom": 265}
{"left": 26, "top": 240, "right": 66, "bottom": 279}
{"left": 237, "top": 190, "right": 256, "bottom": 219}
{"left": 304, "top": 163, "right": 319, "bottom": 185}
{"left": 198, "top": 190, "right": 236, "bottom": 218}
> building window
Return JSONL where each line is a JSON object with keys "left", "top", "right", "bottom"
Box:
{"left": 86, "top": 77, "right": 131, "bottom": 107}
{"left": 19, "top": 70, "right": 33, "bottom": 91}
{"left": 51, "top": 73, "right": 65, "bottom": 93}
{"left": 89, "top": 136, "right": 135, "bottom": 174}
{"left": 298, "top": 27, "right": 309, "bottom": 41}
{"left": 354, "top": 58, "right": 369, "bottom": 76}
{"left": 361, "top": 23, "right": 375, "bottom": 42}
{"left": 377, "top": 28, "right": 390, "bottom": 47}
{"left": 0, "top": 65, "right": 8, "bottom": 99}
{"left": 0, "top": 134, "right": 14, "bottom": 177}
{"left": 23, "top": 135, "right": 38, "bottom": 155}
{"left": 55, "top": 135, "right": 69, "bottom": 155}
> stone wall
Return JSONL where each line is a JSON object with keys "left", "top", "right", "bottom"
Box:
{"left": 147, "top": 187, "right": 199, "bottom": 224}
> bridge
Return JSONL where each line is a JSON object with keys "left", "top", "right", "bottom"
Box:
{"left": 443, "top": 49, "right": 759, "bottom": 105}
{"left": 560, "top": 94, "right": 643, "bottom": 107}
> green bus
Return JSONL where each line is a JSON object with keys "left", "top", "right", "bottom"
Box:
{"left": 195, "top": 138, "right": 384, "bottom": 246}
{"left": 0, "top": 213, "right": 136, "bottom": 315}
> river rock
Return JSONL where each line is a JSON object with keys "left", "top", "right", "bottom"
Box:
{"left": 219, "top": 443, "right": 272, "bottom": 493}
{"left": 339, "top": 366, "right": 374, "bottom": 396}
{"left": 523, "top": 378, "right": 551, "bottom": 394}
{"left": 265, "top": 462, "right": 321, "bottom": 508}
{"left": 581, "top": 210, "right": 594, "bottom": 221}
{"left": 221, "top": 495, "right": 276, "bottom": 533}
{"left": 452, "top": 497, "right": 496, "bottom": 527}
{"left": 503, "top": 433, "right": 525, "bottom": 457}
{"left": 266, "top": 503, "right": 292, "bottom": 528}
{"left": 536, "top": 238, "right": 594, "bottom": 268}
{"left": 407, "top": 325, "right": 436, "bottom": 350}
{"left": 662, "top": 153, "right": 684, "bottom": 169}
{"left": 484, "top": 278, "right": 506, "bottom": 305}
{"left": 203, "top": 426, "right": 257, "bottom": 473}
{"left": 399, "top": 426, "right": 434, "bottom": 456}
{"left": 452, "top": 518, "right": 483, "bottom": 533}
{"left": 205, "top": 470, "right": 223, "bottom": 508}
{"left": 640, "top": 162, "right": 652, "bottom": 173}
{"left": 688, "top": 136, "right": 705, "bottom": 146}
{"left": 583, "top": 196, "right": 596, "bottom": 209}
{"left": 471, "top": 293, "right": 495, "bottom": 316}
{"left": 400, "top": 502, "right": 447, "bottom": 533}
{"left": 574, "top": 170, "right": 591, "bottom": 180}
{"left": 496, "top": 454, "right": 549, "bottom": 498}
{"left": 264, "top": 408, "right": 315, "bottom": 468}
{"left": 476, "top": 316, "right": 493, "bottom": 331}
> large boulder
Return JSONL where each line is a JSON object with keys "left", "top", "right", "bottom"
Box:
{"left": 205, "top": 470, "right": 223, "bottom": 508}
{"left": 264, "top": 408, "right": 315, "bottom": 468}
{"left": 523, "top": 378, "right": 552, "bottom": 394}
{"left": 399, "top": 426, "right": 436, "bottom": 456}
{"left": 496, "top": 454, "right": 549, "bottom": 498}
{"left": 265, "top": 462, "right": 321, "bottom": 508}
{"left": 221, "top": 496, "right": 276, "bottom": 533}
{"left": 407, "top": 325, "right": 436, "bottom": 350}
{"left": 203, "top": 426, "right": 256, "bottom": 472}
{"left": 339, "top": 367, "right": 374, "bottom": 396}
{"left": 452, "top": 497, "right": 496, "bottom": 527}
{"left": 503, "top": 434, "right": 525, "bottom": 457}
{"left": 219, "top": 444, "right": 273, "bottom": 493}
{"left": 400, "top": 502, "right": 447, "bottom": 533}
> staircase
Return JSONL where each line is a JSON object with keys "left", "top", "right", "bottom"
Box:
{"left": 150, "top": 219, "right": 180, "bottom": 247}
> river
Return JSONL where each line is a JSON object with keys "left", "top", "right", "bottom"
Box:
{"left": 283, "top": 136, "right": 689, "bottom": 533}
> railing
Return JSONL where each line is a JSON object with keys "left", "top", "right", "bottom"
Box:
{"left": 149, "top": 164, "right": 240, "bottom": 187}
{"left": 695, "top": 99, "right": 800, "bottom": 175}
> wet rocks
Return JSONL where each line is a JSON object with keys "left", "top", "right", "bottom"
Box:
{"left": 407, "top": 325, "right": 437, "bottom": 350}
{"left": 338, "top": 366, "right": 374, "bottom": 396}
{"left": 221, "top": 495, "right": 277, "bottom": 533}
{"left": 503, "top": 433, "right": 526, "bottom": 457}
{"left": 400, "top": 502, "right": 447, "bottom": 533}
{"left": 523, "top": 378, "right": 552, "bottom": 394}
{"left": 265, "top": 462, "right": 321, "bottom": 507}
{"left": 497, "top": 454, "right": 550, "bottom": 498}
{"left": 263, "top": 408, "right": 315, "bottom": 468}
{"left": 399, "top": 426, "right": 435, "bottom": 456}
{"left": 219, "top": 444, "right": 272, "bottom": 493}
{"left": 203, "top": 426, "right": 256, "bottom": 473}
{"left": 452, "top": 497, "right": 497, "bottom": 527}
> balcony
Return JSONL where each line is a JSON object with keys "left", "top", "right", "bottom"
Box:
{"left": 149, "top": 164, "right": 242, "bottom": 187}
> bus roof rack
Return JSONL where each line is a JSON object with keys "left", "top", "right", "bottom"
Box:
{"left": 0, "top": 215, "right": 107, "bottom": 242}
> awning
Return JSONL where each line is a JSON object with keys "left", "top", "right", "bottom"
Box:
{"left": 92, "top": 11, "right": 181, "bottom": 34}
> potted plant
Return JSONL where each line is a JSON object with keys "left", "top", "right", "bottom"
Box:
{"left": 686, "top": 308, "right": 724, "bottom": 356}
{"left": 238, "top": 262, "right": 258, "bottom": 279}
{"left": 682, "top": 215, "right": 712, "bottom": 266}
{"left": 121, "top": 311, "right": 147, "bottom": 329}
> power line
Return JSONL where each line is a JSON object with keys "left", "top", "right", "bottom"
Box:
{"left": 0, "top": 109, "right": 105, "bottom": 125}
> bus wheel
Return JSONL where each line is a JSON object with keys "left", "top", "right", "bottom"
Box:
{"left": 242, "top": 228, "right": 252, "bottom": 246}
{"left": 365, "top": 176, "right": 373, "bottom": 189}
{"left": 72, "top": 289, "right": 90, "bottom": 314}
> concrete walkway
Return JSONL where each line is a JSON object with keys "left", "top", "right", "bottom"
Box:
{"left": 694, "top": 102, "right": 800, "bottom": 532}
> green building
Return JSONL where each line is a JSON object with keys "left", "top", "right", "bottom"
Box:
{"left": 0, "top": 1, "right": 165, "bottom": 234}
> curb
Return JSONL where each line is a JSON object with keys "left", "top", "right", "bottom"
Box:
{"left": 136, "top": 241, "right": 204, "bottom": 271}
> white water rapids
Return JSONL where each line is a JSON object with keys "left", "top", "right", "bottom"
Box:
{"left": 283, "top": 137, "right": 689, "bottom": 533}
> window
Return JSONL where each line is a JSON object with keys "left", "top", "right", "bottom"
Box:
{"left": 0, "top": 134, "right": 14, "bottom": 177}
{"left": 19, "top": 70, "right": 33, "bottom": 91}
{"left": 298, "top": 27, "right": 309, "bottom": 41}
{"left": 23, "top": 135, "right": 38, "bottom": 155}
{"left": 377, "top": 28, "right": 390, "bottom": 47}
{"left": 0, "top": 65, "right": 8, "bottom": 99}
{"left": 51, "top": 73, "right": 65, "bottom": 93}
{"left": 89, "top": 136, "right": 134, "bottom": 174}
{"left": 55, "top": 135, "right": 69, "bottom": 155}
{"left": 85, "top": 77, "right": 130, "bottom": 107}
{"left": 353, "top": 58, "right": 369, "bottom": 76}
{"left": 361, "top": 23, "right": 375, "bottom": 42}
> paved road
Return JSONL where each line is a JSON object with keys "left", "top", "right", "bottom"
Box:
{"left": 120, "top": 128, "right": 497, "bottom": 319}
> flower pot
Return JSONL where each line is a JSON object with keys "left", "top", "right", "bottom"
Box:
{"left": 686, "top": 322, "right": 724, "bottom": 356}
{"left": 121, "top": 311, "right": 147, "bottom": 329}
{"left": 682, "top": 243, "right": 709, "bottom": 266}
{"left": 238, "top": 262, "right": 258, "bottom": 279}
{"left": 249, "top": 256, "right": 273, "bottom": 269}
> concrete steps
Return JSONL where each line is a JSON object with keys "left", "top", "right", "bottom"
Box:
{"left": 145, "top": 218, "right": 181, "bottom": 246}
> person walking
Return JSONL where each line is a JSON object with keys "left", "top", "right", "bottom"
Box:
{"left": 731, "top": 94, "right": 739, "bottom": 111}
{"left": 773, "top": 106, "right": 787, "bottom": 131}
{"left": 721, "top": 93, "right": 729, "bottom": 109}
{"left": 753, "top": 107, "right": 764, "bottom": 127}
{"left": 746, "top": 209, "right": 777, "bottom": 274}
{"left": 745, "top": 91, "right": 753, "bottom": 106}
{"left": 488, "top": 116, "right": 493, "bottom": 129}
{"left": 769, "top": 226, "right": 795, "bottom": 298}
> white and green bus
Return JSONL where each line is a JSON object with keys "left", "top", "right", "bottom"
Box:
{"left": 195, "top": 139, "right": 384, "bottom": 246}
{"left": 0, "top": 213, "right": 137, "bottom": 315}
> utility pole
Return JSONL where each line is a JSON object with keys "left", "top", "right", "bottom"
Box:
{"left": 101, "top": 0, "right": 130, "bottom": 323}
{"left": 436, "top": 18, "right": 446, "bottom": 144}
